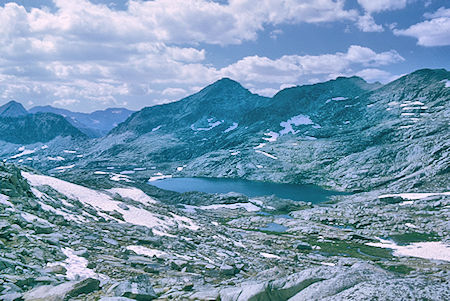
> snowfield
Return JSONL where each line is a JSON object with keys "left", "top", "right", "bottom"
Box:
{"left": 22, "top": 171, "right": 198, "bottom": 234}
{"left": 367, "top": 238, "right": 450, "bottom": 262}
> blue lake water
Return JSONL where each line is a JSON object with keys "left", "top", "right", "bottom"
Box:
{"left": 149, "top": 177, "right": 345, "bottom": 203}
{"left": 259, "top": 223, "right": 288, "bottom": 233}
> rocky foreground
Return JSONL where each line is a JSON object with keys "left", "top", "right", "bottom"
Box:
{"left": 0, "top": 163, "right": 449, "bottom": 300}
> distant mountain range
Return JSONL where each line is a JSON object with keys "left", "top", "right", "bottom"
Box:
{"left": 0, "top": 101, "right": 134, "bottom": 139}
{"left": 0, "top": 69, "right": 448, "bottom": 192}
{"left": 29, "top": 106, "right": 135, "bottom": 137}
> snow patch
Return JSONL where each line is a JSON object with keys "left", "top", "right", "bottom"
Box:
{"left": 47, "top": 248, "right": 100, "bottom": 280}
{"left": 149, "top": 173, "right": 173, "bottom": 182}
{"left": 0, "top": 194, "right": 13, "bottom": 207}
{"left": 10, "top": 149, "right": 35, "bottom": 159}
{"left": 110, "top": 173, "right": 133, "bottom": 182}
{"left": 280, "top": 114, "right": 313, "bottom": 135}
{"left": 107, "top": 187, "right": 157, "bottom": 205}
{"left": 63, "top": 150, "right": 76, "bottom": 154}
{"left": 255, "top": 150, "right": 278, "bottom": 160}
{"left": 260, "top": 252, "right": 280, "bottom": 259}
{"left": 262, "top": 131, "right": 279, "bottom": 142}
{"left": 191, "top": 119, "right": 223, "bottom": 131}
{"left": 48, "top": 156, "right": 65, "bottom": 161}
{"left": 199, "top": 203, "right": 260, "bottom": 212}
{"left": 224, "top": 122, "right": 238, "bottom": 133}
{"left": 126, "top": 245, "right": 167, "bottom": 258}
{"left": 54, "top": 164, "right": 75, "bottom": 171}
{"left": 152, "top": 125, "right": 162, "bottom": 132}
{"left": 367, "top": 238, "right": 450, "bottom": 262}
{"left": 379, "top": 192, "right": 450, "bottom": 200}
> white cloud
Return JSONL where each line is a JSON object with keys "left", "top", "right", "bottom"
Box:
{"left": 161, "top": 87, "right": 188, "bottom": 97}
{"left": 250, "top": 87, "right": 278, "bottom": 97}
{"left": 52, "top": 99, "right": 80, "bottom": 106}
{"left": 357, "top": 0, "right": 407, "bottom": 13}
{"left": 357, "top": 14, "right": 384, "bottom": 32}
{"left": 221, "top": 46, "right": 404, "bottom": 84}
{"left": 356, "top": 68, "right": 400, "bottom": 83}
{"left": 0, "top": 1, "right": 405, "bottom": 111}
{"left": 394, "top": 7, "right": 450, "bottom": 46}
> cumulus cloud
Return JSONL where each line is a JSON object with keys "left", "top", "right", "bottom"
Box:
{"left": 357, "top": 0, "right": 407, "bottom": 13}
{"left": 53, "top": 99, "right": 80, "bottom": 106}
{"left": 355, "top": 68, "right": 400, "bottom": 83}
{"left": 221, "top": 46, "right": 404, "bottom": 84}
{"left": 394, "top": 7, "right": 450, "bottom": 46}
{"left": 0, "top": 1, "right": 405, "bottom": 111}
{"left": 357, "top": 14, "right": 384, "bottom": 32}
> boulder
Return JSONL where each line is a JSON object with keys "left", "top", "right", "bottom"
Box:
{"left": 23, "top": 278, "right": 100, "bottom": 301}
{"left": 113, "top": 275, "right": 157, "bottom": 300}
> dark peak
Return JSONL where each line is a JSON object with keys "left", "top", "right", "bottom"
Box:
{"left": 0, "top": 100, "right": 28, "bottom": 117}
{"left": 204, "top": 77, "right": 248, "bottom": 93}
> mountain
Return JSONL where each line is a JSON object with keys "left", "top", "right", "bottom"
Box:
{"left": 71, "top": 69, "right": 449, "bottom": 193}
{"left": 0, "top": 100, "right": 28, "bottom": 117}
{"left": 29, "top": 106, "right": 134, "bottom": 137}
{"left": 0, "top": 70, "right": 449, "bottom": 300}
{"left": 0, "top": 112, "right": 87, "bottom": 144}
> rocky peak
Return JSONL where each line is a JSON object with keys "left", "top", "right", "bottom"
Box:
{"left": 0, "top": 100, "right": 28, "bottom": 117}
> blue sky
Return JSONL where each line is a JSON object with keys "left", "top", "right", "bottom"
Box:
{"left": 0, "top": 0, "right": 449, "bottom": 112}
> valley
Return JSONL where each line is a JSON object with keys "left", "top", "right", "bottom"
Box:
{"left": 0, "top": 69, "right": 449, "bottom": 300}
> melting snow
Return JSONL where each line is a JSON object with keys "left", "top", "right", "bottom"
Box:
{"left": 94, "top": 171, "right": 108, "bottom": 175}
{"left": 47, "top": 248, "right": 99, "bottom": 280}
{"left": 48, "top": 156, "right": 65, "bottom": 161}
{"left": 0, "top": 194, "right": 13, "bottom": 207}
{"left": 255, "top": 150, "right": 278, "bottom": 160}
{"left": 107, "top": 187, "right": 157, "bottom": 205}
{"left": 54, "top": 164, "right": 75, "bottom": 171}
{"left": 22, "top": 172, "right": 198, "bottom": 232}
{"left": 379, "top": 192, "right": 450, "bottom": 200}
{"left": 63, "top": 150, "right": 76, "bottom": 154}
{"left": 41, "top": 145, "right": 48, "bottom": 150}
{"left": 126, "top": 245, "right": 167, "bottom": 258}
{"left": 10, "top": 149, "right": 35, "bottom": 159}
{"left": 263, "top": 131, "right": 279, "bottom": 142}
{"left": 152, "top": 125, "right": 162, "bottom": 132}
{"left": 254, "top": 143, "right": 266, "bottom": 149}
{"left": 260, "top": 252, "right": 280, "bottom": 259}
{"left": 326, "top": 96, "right": 348, "bottom": 104}
{"left": 191, "top": 119, "right": 223, "bottom": 131}
{"left": 224, "top": 122, "right": 238, "bottom": 133}
{"left": 198, "top": 203, "right": 260, "bottom": 212}
{"left": 110, "top": 173, "right": 133, "bottom": 182}
{"left": 149, "top": 173, "right": 173, "bottom": 182}
{"left": 367, "top": 238, "right": 450, "bottom": 262}
{"left": 280, "top": 114, "right": 314, "bottom": 135}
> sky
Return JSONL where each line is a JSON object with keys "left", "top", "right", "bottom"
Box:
{"left": 0, "top": 0, "right": 449, "bottom": 112}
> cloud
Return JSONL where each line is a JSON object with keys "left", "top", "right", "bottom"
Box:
{"left": 52, "top": 98, "right": 80, "bottom": 106}
{"left": 221, "top": 45, "right": 404, "bottom": 84}
{"left": 249, "top": 87, "right": 279, "bottom": 97}
{"left": 161, "top": 87, "right": 188, "bottom": 97}
{"left": 394, "top": 7, "right": 450, "bottom": 46}
{"left": 357, "top": 14, "right": 384, "bottom": 32}
{"left": 357, "top": 0, "right": 407, "bottom": 13}
{"left": 0, "top": 1, "right": 404, "bottom": 111}
{"left": 356, "top": 68, "right": 400, "bottom": 83}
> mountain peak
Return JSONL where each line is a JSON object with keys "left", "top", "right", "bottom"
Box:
{"left": 0, "top": 100, "right": 28, "bottom": 117}
{"left": 204, "top": 77, "right": 247, "bottom": 92}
